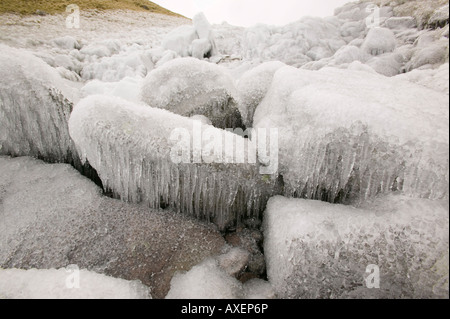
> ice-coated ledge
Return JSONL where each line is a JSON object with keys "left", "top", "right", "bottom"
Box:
{"left": 69, "top": 95, "right": 278, "bottom": 231}
{"left": 264, "top": 195, "right": 449, "bottom": 299}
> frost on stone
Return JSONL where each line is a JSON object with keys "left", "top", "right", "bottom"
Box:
{"left": 166, "top": 258, "right": 243, "bottom": 299}
{"left": 165, "top": 257, "right": 274, "bottom": 299}
{"left": 0, "top": 268, "right": 151, "bottom": 299}
{"left": 405, "top": 38, "right": 449, "bottom": 71}
{"left": 0, "top": 156, "right": 226, "bottom": 299}
{"left": 396, "top": 63, "right": 449, "bottom": 95}
{"left": 141, "top": 58, "right": 244, "bottom": 129}
{"left": 254, "top": 66, "right": 449, "bottom": 203}
{"left": 237, "top": 61, "right": 286, "bottom": 127}
{"left": 361, "top": 27, "right": 397, "bottom": 56}
{"left": 0, "top": 45, "right": 80, "bottom": 166}
{"left": 161, "top": 13, "right": 217, "bottom": 60}
{"left": 68, "top": 95, "right": 277, "bottom": 231}
{"left": 263, "top": 195, "right": 449, "bottom": 299}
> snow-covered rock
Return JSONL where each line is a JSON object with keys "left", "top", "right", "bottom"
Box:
{"left": 264, "top": 195, "right": 449, "bottom": 299}
{"left": 193, "top": 12, "right": 218, "bottom": 57}
{"left": 141, "top": 58, "right": 243, "bottom": 129}
{"left": 0, "top": 156, "right": 226, "bottom": 299}
{"left": 237, "top": 61, "right": 286, "bottom": 126}
{"left": 385, "top": 17, "right": 417, "bottom": 30}
{"left": 0, "top": 45, "right": 80, "bottom": 165}
{"left": 406, "top": 38, "right": 449, "bottom": 71}
{"left": 217, "top": 248, "right": 250, "bottom": 277}
{"left": 396, "top": 63, "right": 449, "bottom": 95}
{"left": 0, "top": 268, "right": 151, "bottom": 299}
{"left": 428, "top": 4, "right": 449, "bottom": 29}
{"left": 52, "top": 36, "right": 81, "bottom": 50}
{"left": 69, "top": 95, "right": 277, "bottom": 231}
{"left": 162, "top": 25, "right": 198, "bottom": 58}
{"left": 166, "top": 258, "right": 275, "bottom": 299}
{"left": 81, "top": 77, "right": 141, "bottom": 103}
{"left": 254, "top": 66, "right": 449, "bottom": 203}
{"left": 361, "top": 27, "right": 397, "bottom": 56}
{"left": 166, "top": 258, "right": 243, "bottom": 299}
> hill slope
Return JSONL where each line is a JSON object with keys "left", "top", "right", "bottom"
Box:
{"left": 0, "top": 0, "right": 184, "bottom": 17}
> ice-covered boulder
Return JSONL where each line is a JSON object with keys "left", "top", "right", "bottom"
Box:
{"left": 237, "top": 61, "right": 286, "bottom": 127}
{"left": 396, "top": 63, "right": 449, "bottom": 95}
{"left": 428, "top": 4, "right": 449, "bottom": 29}
{"left": 0, "top": 45, "right": 80, "bottom": 166}
{"left": 193, "top": 12, "right": 218, "bottom": 57}
{"left": 165, "top": 258, "right": 275, "bottom": 299}
{"left": 361, "top": 27, "right": 397, "bottom": 56}
{"left": 69, "top": 95, "right": 277, "bottom": 231}
{"left": 0, "top": 156, "right": 226, "bottom": 299}
{"left": 385, "top": 17, "right": 417, "bottom": 30}
{"left": 406, "top": 38, "right": 449, "bottom": 71}
{"left": 141, "top": 58, "right": 244, "bottom": 129}
{"left": 162, "top": 25, "right": 198, "bottom": 58}
{"left": 0, "top": 268, "right": 151, "bottom": 299}
{"left": 161, "top": 13, "right": 218, "bottom": 60}
{"left": 52, "top": 36, "right": 81, "bottom": 50}
{"left": 254, "top": 66, "right": 449, "bottom": 203}
{"left": 165, "top": 258, "right": 243, "bottom": 299}
{"left": 264, "top": 195, "right": 449, "bottom": 299}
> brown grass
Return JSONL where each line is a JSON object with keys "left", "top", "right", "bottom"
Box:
{"left": 0, "top": 0, "right": 185, "bottom": 17}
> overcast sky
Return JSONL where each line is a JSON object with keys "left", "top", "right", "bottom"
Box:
{"left": 153, "top": 0, "right": 351, "bottom": 27}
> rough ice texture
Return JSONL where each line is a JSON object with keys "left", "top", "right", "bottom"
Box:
{"left": 166, "top": 258, "right": 243, "bottom": 299}
{"left": 361, "top": 27, "right": 397, "bottom": 56}
{"left": 0, "top": 156, "right": 226, "bottom": 299}
{"left": 141, "top": 57, "right": 244, "bottom": 129}
{"left": 0, "top": 45, "right": 79, "bottom": 165}
{"left": 69, "top": 95, "right": 277, "bottom": 231}
{"left": 264, "top": 195, "right": 449, "bottom": 299}
{"left": 237, "top": 61, "right": 286, "bottom": 127}
{"left": 0, "top": 268, "right": 151, "bottom": 299}
{"left": 254, "top": 66, "right": 449, "bottom": 203}
{"left": 396, "top": 63, "right": 449, "bottom": 95}
{"left": 165, "top": 258, "right": 275, "bottom": 299}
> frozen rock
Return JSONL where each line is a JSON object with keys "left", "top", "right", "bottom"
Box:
{"left": 362, "top": 27, "right": 397, "bottom": 56}
{"left": 264, "top": 195, "right": 449, "bottom": 299}
{"left": 0, "top": 268, "right": 151, "bottom": 299}
{"left": 81, "top": 77, "right": 141, "bottom": 103}
{"left": 166, "top": 258, "right": 243, "bottom": 299}
{"left": 406, "top": 38, "right": 449, "bottom": 71}
{"left": 166, "top": 258, "right": 274, "bottom": 299}
{"left": 225, "top": 228, "right": 266, "bottom": 276}
{"left": 81, "top": 49, "right": 147, "bottom": 82}
{"left": 217, "top": 248, "right": 250, "bottom": 277}
{"left": 68, "top": 95, "right": 277, "bottom": 231}
{"left": 52, "top": 36, "right": 81, "bottom": 50}
{"left": 190, "top": 114, "right": 212, "bottom": 125}
{"left": 191, "top": 38, "right": 213, "bottom": 59}
{"left": 162, "top": 25, "right": 198, "bottom": 57}
{"left": 0, "top": 156, "right": 226, "bottom": 299}
{"left": 385, "top": 17, "right": 417, "bottom": 30}
{"left": 243, "top": 279, "right": 276, "bottom": 299}
{"left": 0, "top": 45, "right": 80, "bottom": 166}
{"left": 141, "top": 58, "right": 244, "bottom": 129}
{"left": 193, "top": 12, "right": 218, "bottom": 57}
{"left": 332, "top": 45, "right": 367, "bottom": 64}
{"left": 254, "top": 66, "right": 449, "bottom": 203}
{"left": 366, "top": 52, "right": 403, "bottom": 76}
{"left": 237, "top": 61, "right": 286, "bottom": 127}
{"left": 428, "top": 4, "right": 449, "bottom": 29}
{"left": 396, "top": 63, "right": 449, "bottom": 95}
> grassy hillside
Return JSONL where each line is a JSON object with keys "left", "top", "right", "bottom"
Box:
{"left": 0, "top": 0, "right": 184, "bottom": 17}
